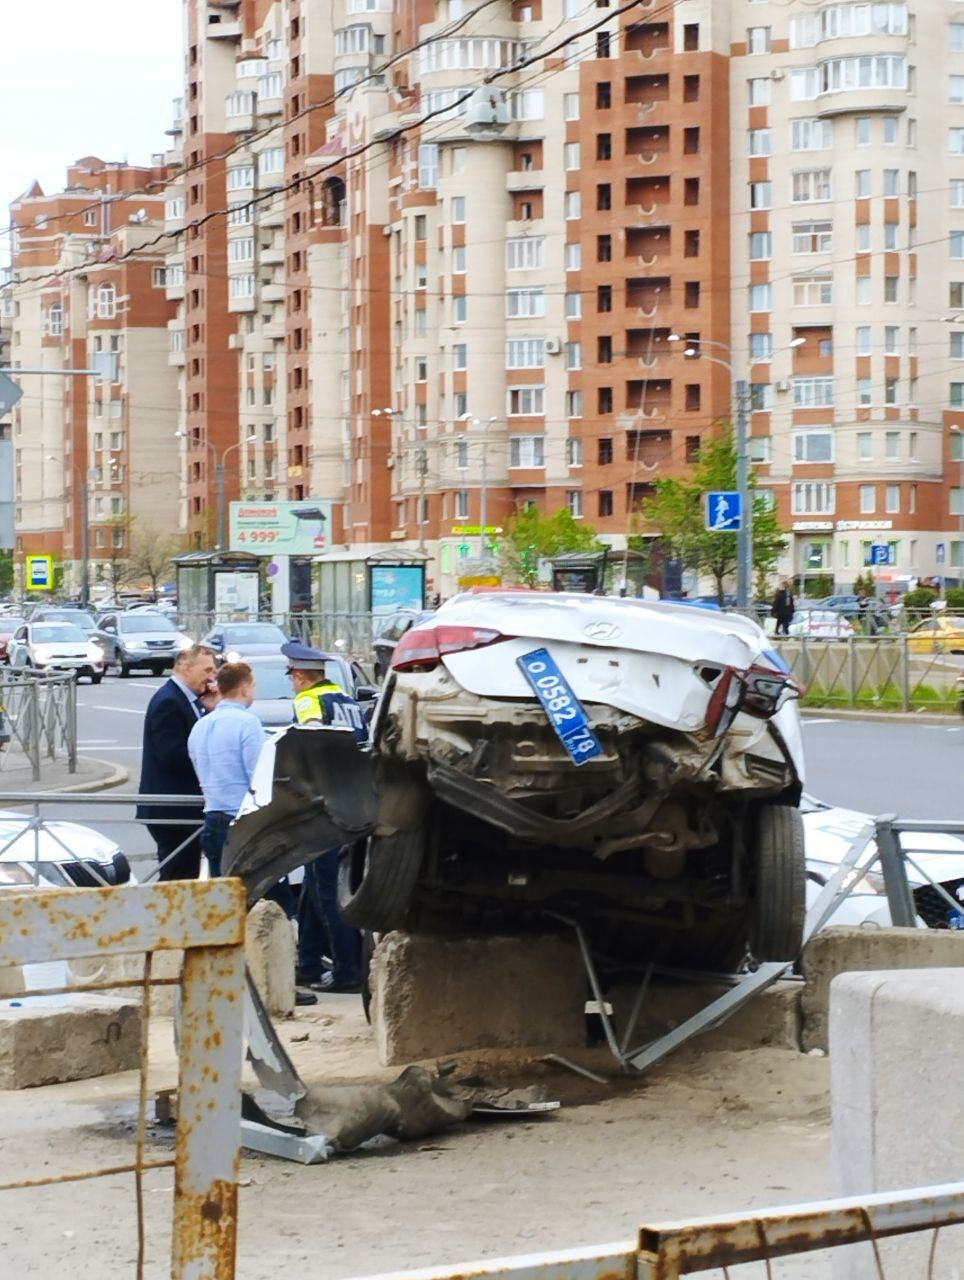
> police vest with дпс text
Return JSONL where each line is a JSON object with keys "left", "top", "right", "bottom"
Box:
{"left": 293, "top": 681, "right": 368, "bottom": 741}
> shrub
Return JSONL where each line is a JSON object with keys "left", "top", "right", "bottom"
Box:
{"left": 944, "top": 587, "right": 964, "bottom": 610}
{"left": 902, "top": 588, "right": 939, "bottom": 610}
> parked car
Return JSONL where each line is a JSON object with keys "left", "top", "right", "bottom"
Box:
{"left": 0, "top": 617, "right": 27, "bottom": 663}
{"left": 31, "top": 608, "right": 98, "bottom": 635}
{"left": 244, "top": 654, "right": 377, "bottom": 727}
{"left": 787, "top": 610, "right": 856, "bottom": 641}
{"left": 7, "top": 622, "right": 106, "bottom": 683}
{"left": 905, "top": 616, "right": 964, "bottom": 655}
{"left": 230, "top": 592, "right": 809, "bottom": 969}
{"left": 0, "top": 809, "right": 131, "bottom": 890}
{"left": 93, "top": 612, "right": 193, "bottom": 676}
{"left": 372, "top": 609, "right": 433, "bottom": 681}
{"left": 199, "top": 622, "right": 290, "bottom": 662}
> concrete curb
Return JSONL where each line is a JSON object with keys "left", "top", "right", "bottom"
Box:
{"left": 802, "top": 707, "right": 959, "bottom": 726}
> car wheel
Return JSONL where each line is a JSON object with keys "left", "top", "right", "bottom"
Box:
{"left": 337, "top": 830, "right": 425, "bottom": 931}
{"left": 748, "top": 804, "right": 806, "bottom": 963}
{"left": 119, "top": 660, "right": 131, "bottom": 678}
{"left": 90, "top": 673, "right": 103, "bottom": 686}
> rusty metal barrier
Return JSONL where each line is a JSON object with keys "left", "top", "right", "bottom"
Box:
{"left": 352, "top": 1183, "right": 964, "bottom": 1280}
{"left": 0, "top": 879, "right": 247, "bottom": 1279}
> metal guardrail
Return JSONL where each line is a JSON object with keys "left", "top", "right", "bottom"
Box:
{"left": 776, "top": 636, "right": 963, "bottom": 712}
{"left": 0, "top": 669, "right": 77, "bottom": 780}
{"left": 872, "top": 815, "right": 964, "bottom": 930}
{"left": 353, "top": 1183, "right": 964, "bottom": 1280}
{"left": 0, "top": 878, "right": 247, "bottom": 1280}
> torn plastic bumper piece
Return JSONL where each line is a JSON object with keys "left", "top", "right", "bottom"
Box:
{"left": 223, "top": 726, "right": 377, "bottom": 905}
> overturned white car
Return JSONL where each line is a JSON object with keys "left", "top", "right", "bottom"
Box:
{"left": 334, "top": 592, "right": 806, "bottom": 964}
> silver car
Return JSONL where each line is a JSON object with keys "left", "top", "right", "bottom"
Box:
{"left": 94, "top": 612, "right": 192, "bottom": 677}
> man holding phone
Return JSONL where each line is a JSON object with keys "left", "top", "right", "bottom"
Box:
{"left": 137, "top": 644, "right": 219, "bottom": 880}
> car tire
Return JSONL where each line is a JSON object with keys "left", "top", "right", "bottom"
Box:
{"left": 119, "top": 660, "right": 131, "bottom": 678}
{"left": 90, "top": 673, "right": 103, "bottom": 686}
{"left": 337, "top": 830, "right": 425, "bottom": 931}
{"left": 748, "top": 804, "right": 806, "bottom": 963}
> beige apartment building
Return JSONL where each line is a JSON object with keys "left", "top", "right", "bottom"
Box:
{"left": 1, "top": 158, "right": 180, "bottom": 596}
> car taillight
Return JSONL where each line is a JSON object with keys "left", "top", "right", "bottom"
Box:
{"left": 703, "top": 663, "right": 801, "bottom": 737}
{"left": 392, "top": 624, "right": 510, "bottom": 673}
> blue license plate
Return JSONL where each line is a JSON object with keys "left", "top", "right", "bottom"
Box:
{"left": 517, "top": 647, "right": 602, "bottom": 766}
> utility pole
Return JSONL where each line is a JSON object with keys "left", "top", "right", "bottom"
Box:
{"left": 79, "top": 476, "right": 90, "bottom": 608}
{"left": 478, "top": 443, "right": 489, "bottom": 560}
{"left": 416, "top": 446, "right": 428, "bottom": 554}
{"left": 734, "top": 378, "right": 752, "bottom": 611}
{"left": 215, "top": 459, "right": 226, "bottom": 552}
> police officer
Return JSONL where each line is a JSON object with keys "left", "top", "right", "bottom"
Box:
{"left": 282, "top": 641, "right": 367, "bottom": 993}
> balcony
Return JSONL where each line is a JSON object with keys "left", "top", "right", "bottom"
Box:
{"left": 625, "top": 430, "right": 672, "bottom": 466}
{"left": 626, "top": 277, "right": 670, "bottom": 318}
{"left": 625, "top": 225, "right": 670, "bottom": 268}
{"left": 507, "top": 168, "right": 544, "bottom": 192}
{"left": 626, "top": 126, "right": 670, "bottom": 165}
{"left": 625, "top": 74, "right": 669, "bottom": 105}
{"left": 260, "top": 281, "right": 285, "bottom": 303}
{"left": 206, "top": 9, "right": 241, "bottom": 39}
{"left": 625, "top": 379, "right": 672, "bottom": 418}
{"left": 624, "top": 21, "right": 670, "bottom": 58}
{"left": 260, "top": 245, "right": 285, "bottom": 266}
{"left": 625, "top": 175, "right": 671, "bottom": 214}
{"left": 625, "top": 327, "right": 674, "bottom": 366}
{"left": 263, "top": 317, "right": 285, "bottom": 340}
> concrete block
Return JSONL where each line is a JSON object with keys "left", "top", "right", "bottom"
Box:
{"left": 370, "top": 931, "right": 585, "bottom": 1066}
{"left": 802, "top": 926, "right": 964, "bottom": 1051}
{"left": 66, "top": 949, "right": 183, "bottom": 1016}
{"left": 610, "top": 978, "right": 801, "bottom": 1053}
{"left": 0, "top": 995, "right": 141, "bottom": 1088}
{"left": 0, "top": 965, "right": 24, "bottom": 999}
{"left": 245, "top": 900, "right": 295, "bottom": 1018}
{"left": 831, "top": 968, "right": 964, "bottom": 1279}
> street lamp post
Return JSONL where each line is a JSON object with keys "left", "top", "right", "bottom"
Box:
{"left": 460, "top": 413, "right": 499, "bottom": 557}
{"left": 668, "top": 336, "right": 805, "bottom": 610}
{"left": 175, "top": 432, "right": 257, "bottom": 551}
{"left": 373, "top": 409, "right": 428, "bottom": 553}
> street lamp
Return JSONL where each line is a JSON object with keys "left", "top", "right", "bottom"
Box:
{"left": 373, "top": 408, "right": 429, "bottom": 553}
{"left": 460, "top": 413, "right": 499, "bottom": 558}
{"left": 952, "top": 426, "right": 964, "bottom": 586}
{"left": 667, "top": 335, "right": 806, "bottom": 609}
{"left": 174, "top": 431, "right": 257, "bottom": 551}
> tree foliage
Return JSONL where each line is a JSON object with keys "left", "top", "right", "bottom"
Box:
{"left": 640, "top": 430, "right": 788, "bottom": 603}
{"left": 128, "top": 524, "right": 183, "bottom": 597}
{"left": 499, "top": 507, "right": 603, "bottom": 586}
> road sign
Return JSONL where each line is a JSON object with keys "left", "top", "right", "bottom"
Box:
{"left": 0, "top": 373, "right": 23, "bottom": 416}
{"left": 229, "top": 500, "right": 332, "bottom": 555}
{"left": 870, "top": 544, "right": 890, "bottom": 566}
{"left": 705, "top": 491, "right": 742, "bottom": 532}
{"left": 25, "top": 555, "right": 54, "bottom": 590}
{"left": 937, "top": 543, "right": 946, "bottom": 565}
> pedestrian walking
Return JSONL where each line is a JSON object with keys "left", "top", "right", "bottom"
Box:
{"left": 771, "top": 579, "right": 795, "bottom": 637}
{"left": 282, "top": 640, "right": 368, "bottom": 994}
{"left": 137, "top": 645, "right": 218, "bottom": 881}
{"left": 187, "top": 661, "right": 264, "bottom": 877}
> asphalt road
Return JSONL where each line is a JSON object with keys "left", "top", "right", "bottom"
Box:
{"left": 32, "top": 677, "right": 964, "bottom": 864}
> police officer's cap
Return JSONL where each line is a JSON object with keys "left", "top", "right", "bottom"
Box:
{"left": 281, "top": 640, "right": 334, "bottom": 671}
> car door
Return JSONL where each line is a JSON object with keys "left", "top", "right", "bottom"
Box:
{"left": 98, "top": 616, "right": 118, "bottom": 662}
{"left": 10, "top": 626, "right": 26, "bottom": 666}
{"left": 908, "top": 620, "right": 935, "bottom": 654}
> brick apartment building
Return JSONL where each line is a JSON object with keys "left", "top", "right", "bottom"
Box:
{"left": 4, "top": 0, "right": 964, "bottom": 597}
{"left": 1, "top": 157, "right": 180, "bottom": 595}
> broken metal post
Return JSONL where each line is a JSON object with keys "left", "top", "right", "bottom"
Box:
{"left": 875, "top": 815, "right": 917, "bottom": 928}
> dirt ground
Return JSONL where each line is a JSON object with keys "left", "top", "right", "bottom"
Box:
{"left": 0, "top": 993, "right": 835, "bottom": 1280}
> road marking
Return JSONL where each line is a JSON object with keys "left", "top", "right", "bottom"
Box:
{"left": 803, "top": 718, "right": 838, "bottom": 725}
{"left": 75, "top": 745, "right": 137, "bottom": 752}
{"left": 91, "top": 705, "right": 145, "bottom": 716}
{"left": 78, "top": 739, "right": 119, "bottom": 745}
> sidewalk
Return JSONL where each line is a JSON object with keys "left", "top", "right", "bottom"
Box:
{"left": 801, "top": 706, "right": 960, "bottom": 726}
{"left": 0, "top": 748, "right": 128, "bottom": 796}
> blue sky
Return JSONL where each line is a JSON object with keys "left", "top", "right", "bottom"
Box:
{"left": 3, "top": 0, "right": 182, "bottom": 247}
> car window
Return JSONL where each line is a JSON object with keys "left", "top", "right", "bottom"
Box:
{"left": 32, "top": 625, "right": 86, "bottom": 643}
{"left": 251, "top": 664, "right": 293, "bottom": 700}
{"left": 3, "top": 619, "right": 26, "bottom": 632}
{"left": 13, "top": 626, "right": 26, "bottom": 640}
{"left": 224, "top": 624, "right": 286, "bottom": 644}
{"left": 119, "top": 615, "right": 177, "bottom": 634}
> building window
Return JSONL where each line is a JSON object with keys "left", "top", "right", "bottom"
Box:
{"left": 564, "top": 191, "right": 581, "bottom": 219}
{"left": 749, "top": 283, "right": 772, "bottom": 311}
{"left": 258, "top": 147, "right": 284, "bottom": 175}
{"left": 749, "top": 437, "right": 771, "bottom": 463}
{"left": 793, "top": 376, "right": 834, "bottom": 407}
{"left": 566, "top": 437, "right": 583, "bottom": 466}
{"left": 506, "top": 236, "right": 545, "bottom": 269}
{"left": 567, "top": 490, "right": 583, "bottom": 519}
{"left": 856, "top": 276, "right": 872, "bottom": 305}
{"left": 857, "top": 431, "right": 872, "bottom": 461}
{"left": 792, "top": 169, "right": 832, "bottom": 203}
{"left": 566, "top": 390, "right": 583, "bottom": 418}
{"left": 883, "top": 169, "right": 900, "bottom": 196}
{"left": 747, "top": 27, "right": 771, "bottom": 53}
{"left": 790, "top": 67, "right": 820, "bottom": 100}
{"left": 418, "top": 143, "right": 439, "bottom": 188}
{"left": 507, "top": 387, "right": 545, "bottom": 416}
{"left": 455, "top": 490, "right": 469, "bottom": 519}
{"left": 749, "top": 181, "right": 772, "bottom": 210}
{"left": 563, "top": 92, "right": 579, "bottom": 120}
{"left": 455, "top": 440, "right": 468, "bottom": 470}
{"left": 452, "top": 246, "right": 466, "bottom": 274}
{"left": 95, "top": 285, "right": 116, "bottom": 319}
{"left": 750, "top": 383, "right": 773, "bottom": 411}
{"left": 506, "top": 338, "right": 545, "bottom": 368}
{"left": 859, "top": 484, "right": 876, "bottom": 514}
{"left": 748, "top": 128, "right": 772, "bottom": 156}
{"left": 453, "top": 343, "right": 467, "bottom": 370}
{"left": 792, "top": 274, "right": 833, "bottom": 306}
{"left": 564, "top": 142, "right": 581, "bottom": 170}
{"left": 748, "top": 77, "right": 771, "bottom": 106}
{"left": 451, "top": 196, "right": 466, "bottom": 223}
{"left": 565, "top": 292, "right": 581, "bottom": 319}
{"left": 749, "top": 231, "right": 772, "bottom": 260}
{"left": 509, "top": 434, "right": 545, "bottom": 467}
{"left": 885, "top": 431, "right": 900, "bottom": 458}
{"left": 750, "top": 333, "right": 773, "bottom": 361}
{"left": 566, "top": 341, "right": 581, "bottom": 370}
{"left": 792, "top": 482, "right": 835, "bottom": 514}
{"left": 791, "top": 118, "right": 832, "bottom": 151}
{"left": 598, "top": 490, "right": 613, "bottom": 518}
{"left": 884, "top": 276, "right": 898, "bottom": 302}
{"left": 506, "top": 288, "right": 545, "bottom": 317}
{"left": 792, "top": 220, "right": 833, "bottom": 254}
{"left": 793, "top": 428, "right": 834, "bottom": 463}
{"left": 565, "top": 242, "right": 581, "bottom": 271}
{"left": 858, "top": 377, "right": 872, "bottom": 405}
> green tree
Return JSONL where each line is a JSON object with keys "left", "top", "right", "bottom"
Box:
{"left": 640, "top": 429, "right": 788, "bottom": 604}
{"left": 499, "top": 507, "right": 603, "bottom": 586}
{"left": 0, "top": 550, "right": 15, "bottom": 595}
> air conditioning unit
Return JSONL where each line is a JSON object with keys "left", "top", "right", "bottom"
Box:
{"left": 770, "top": 68, "right": 784, "bottom": 81}
{"left": 775, "top": 379, "right": 791, "bottom": 393}
{"left": 545, "top": 337, "right": 563, "bottom": 355}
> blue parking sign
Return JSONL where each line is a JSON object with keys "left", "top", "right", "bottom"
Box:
{"left": 705, "top": 491, "right": 742, "bottom": 532}
{"left": 870, "top": 544, "right": 890, "bottom": 566}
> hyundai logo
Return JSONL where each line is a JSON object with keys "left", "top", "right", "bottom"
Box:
{"left": 584, "top": 622, "right": 620, "bottom": 640}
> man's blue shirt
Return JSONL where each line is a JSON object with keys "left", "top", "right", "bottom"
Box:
{"left": 187, "top": 700, "right": 265, "bottom": 814}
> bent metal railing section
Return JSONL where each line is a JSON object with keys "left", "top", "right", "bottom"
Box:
{"left": 0, "top": 878, "right": 247, "bottom": 1280}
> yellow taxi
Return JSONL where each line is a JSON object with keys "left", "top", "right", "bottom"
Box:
{"left": 905, "top": 616, "right": 964, "bottom": 654}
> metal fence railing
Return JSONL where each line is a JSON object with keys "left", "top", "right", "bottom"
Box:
{"left": 0, "top": 878, "right": 246, "bottom": 1280}
{"left": 176, "top": 610, "right": 378, "bottom": 661}
{"left": 0, "top": 669, "right": 77, "bottom": 780}
{"left": 775, "top": 636, "right": 963, "bottom": 712}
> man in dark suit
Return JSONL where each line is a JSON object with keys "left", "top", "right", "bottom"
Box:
{"left": 138, "top": 645, "right": 218, "bottom": 881}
